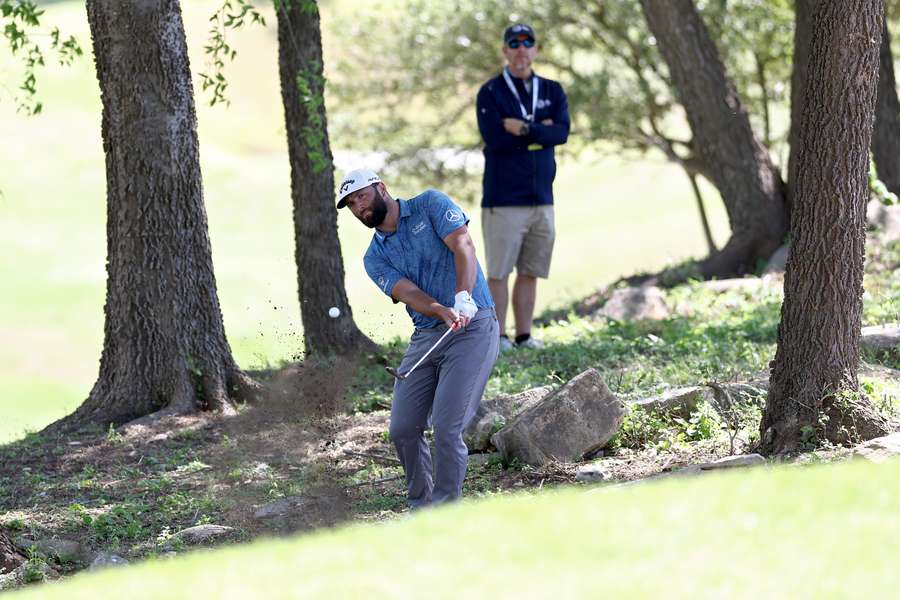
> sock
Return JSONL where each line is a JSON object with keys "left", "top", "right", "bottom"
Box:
{"left": 515, "top": 333, "right": 531, "bottom": 344}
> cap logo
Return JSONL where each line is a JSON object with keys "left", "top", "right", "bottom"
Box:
{"left": 339, "top": 179, "right": 355, "bottom": 194}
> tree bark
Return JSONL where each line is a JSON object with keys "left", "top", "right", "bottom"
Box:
{"left": 760, "top": 0, "right": 889, "bottom": 455}
{"left": 275, "top": 0, "right": 375, "bottom": 356}
{"left": 873, "top": 19, "right": 900, "bottom": 195}
{"left": 641, "top": 0, "right": 788, "bottom": 279}
{"left": 47, "top": 0, "right": 259, "bottom": 432}
{"left": 787, "top": 0, "right": 816, "bottom": 213}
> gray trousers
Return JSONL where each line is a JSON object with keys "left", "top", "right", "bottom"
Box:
{"left": 389, "top": 307, "right": 499, "bottom": 508}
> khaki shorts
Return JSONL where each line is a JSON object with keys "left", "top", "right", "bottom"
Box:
{"left": 482, "top": 205, "right": 555, "bottom": 279}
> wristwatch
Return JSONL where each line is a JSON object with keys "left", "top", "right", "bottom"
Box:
{"left": 520, "top": 122, "right": 530, "bottom": 137}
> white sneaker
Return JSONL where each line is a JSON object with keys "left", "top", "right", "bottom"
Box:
{"left": 517, "top": 336, "right": 544, "bottom": 349}
{"left": 499, "top": 336, "right": 516, "bottom": 352}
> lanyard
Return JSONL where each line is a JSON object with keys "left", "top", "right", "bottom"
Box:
{"left": 502, "top": 68, "right": 539, "bottom": 122}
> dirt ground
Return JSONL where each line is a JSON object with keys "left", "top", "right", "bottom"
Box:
{"left": 0, "top": 358, "right": 889, "bottom": 590}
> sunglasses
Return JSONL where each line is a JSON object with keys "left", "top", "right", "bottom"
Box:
{"left": 507, "top": 38, "right": 535, "bottom": 49}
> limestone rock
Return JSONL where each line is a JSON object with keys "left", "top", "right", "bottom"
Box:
{"left": 89, "top": 552, "right": 128, "bottom": 570}
{"left": 630, "top": 386, "right": 713, "bottom": 418}
{"left": 254, "top": 496, "right": 308, "bottom": 520}
{"left": 575, "top": 463, "right": 610, "bottom": 483}
{"left": 763, "top": 244, "right": 790, "bottom": 274}
{"left": 31, "top": 539, "right": 88, "bottom": 566}
{"left": 174, "top": 525, "right": 234, "bottom": 545}
{"left": 860, "top": 324, "right": 899, "bottom": 355}
{"left": 695, "top": 454, "right": 766, "bottom": 470}
{"left": 492, "top": 369, "right": 627, "bottom": 466}
{"left": 597, "top": 286, "right": 670, "bottom": 321}
{"left": 464, "top": 386, "right": 553, "bottom": 451}
{"left": 853, "top": 432, "right": 900, "bottom": 464}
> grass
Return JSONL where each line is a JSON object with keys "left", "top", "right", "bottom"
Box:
{"left": 8, "top": 457, "right": 900, "bottom": 600}
{"left": 349, "top": 274, "right": 781, "bottom": 413}
{"left": 0, "top": 0, "right": 730, "bottom": 441}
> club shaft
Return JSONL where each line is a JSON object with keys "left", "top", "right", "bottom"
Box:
{"left": 404, "top": 326, "right": 454, "bottom": 377}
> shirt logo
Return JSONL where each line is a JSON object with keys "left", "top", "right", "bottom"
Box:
{"left": 412, "top": 221, "right": 427, "bottom": 235}
{"left": 378, "top": 276, "right": 388, "bottom": 292}
{"left": 445, "top": 209, "right": 463, "bottom": 223}
{"left": 537, "top": 98, "right": 551, "bottom": 109}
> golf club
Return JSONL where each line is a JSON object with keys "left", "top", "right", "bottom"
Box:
{"left": 386, "top": 325, "right": 456, "bottom": 380}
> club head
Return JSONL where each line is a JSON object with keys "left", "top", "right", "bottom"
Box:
{"left": 385, "top": 366, "right": 406, "bottom": 380}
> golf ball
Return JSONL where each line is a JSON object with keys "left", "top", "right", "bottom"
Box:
{"left": 328, "top": 306, "right": 340, "bottom": 318}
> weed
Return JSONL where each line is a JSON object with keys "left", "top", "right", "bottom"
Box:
{"left": 2, "top": 517, "right": 26, "bottom": 531}
{"left": 106, "top": 423, "right": 124, "bottom": 444}
{"left": 22, "top": 546, "right": 48, "bottom": 583}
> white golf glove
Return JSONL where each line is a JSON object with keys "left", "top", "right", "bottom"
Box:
{"left": 453, "top": 290, "right": 478, "bottom": 319}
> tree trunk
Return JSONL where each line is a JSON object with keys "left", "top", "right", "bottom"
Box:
{"left": 873, "top": 19, "right": 900, "bottom": 195}
{"left": 47, "top": 0, "right": 258, "bottom": 432}
{"left": 641, "top": 0, "right": 788, "bottom": 279}
{"left": 760, "top": 0, "right": 889, "bottom": 455}
{"left": 275, "top": 0, "right": 375, "bottom": 356}
{"left": 787, "top": 0, "right": 816, "bottom": 213}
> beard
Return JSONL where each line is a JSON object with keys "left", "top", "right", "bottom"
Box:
{"left": 360, "top": 186, "right": 388, "bottom": 228}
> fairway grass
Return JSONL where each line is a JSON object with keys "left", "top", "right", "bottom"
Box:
{"left": 11, "top": 458, "right": 899, "bottom": 599}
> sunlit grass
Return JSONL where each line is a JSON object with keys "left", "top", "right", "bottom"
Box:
{"left": 10, "top": 458, "right": 900, "bottom": 600}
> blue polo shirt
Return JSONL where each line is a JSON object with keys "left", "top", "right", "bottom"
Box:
{"left": 364, "top": 189, "right": 494, "bottom": 329}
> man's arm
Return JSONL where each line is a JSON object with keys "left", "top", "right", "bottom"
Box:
{"left": 477, "top": 85, "right": 527, "bottom": 153}
{"left": 443, "top": 225, "right": 477, "bottom": 295}
{"left": 390, "top": 279, "right": 460, "bottom": 328}
{"left": 527, "top": 84, "right": 570, "bottom": 147}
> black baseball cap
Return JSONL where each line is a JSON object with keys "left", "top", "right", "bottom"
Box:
{"left": 503, "top": 23, "right": 535, "bottom": 45}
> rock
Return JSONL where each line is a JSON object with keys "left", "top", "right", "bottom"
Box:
{"left": 706, "top": 382, "right": 768, "bottom": 413}
{"left": 597, "top": 286, "right": 670, "bottom": 321}
{"left": 868, "top": 200, "right": 900, "bottom": 241}
{"left": 858, "top": 362, "right": 900, "bottom": 381}
{"left": 630, "top": 386, "right": 713, "bottom": 418}
{"left": 253, "top": 496, "right": 308, "bottom": 520}
{"left": 867, "top": 198, "right": 884, "bottom": 227}
{"left": 860, "top": 324, "right": 900, "bottom": 355}
{"left": 467, "top": 452, "right": 501, "bottom": 467}
{"left": 491, "top": 369, "right": 628, "bottom": 466}
{"left": 763, "top": 243, "right": 790, "bottom": 274}
{"left": 31, "top": 539, "right": 88, "bottom": 566}
{"left": 0, "top": 562, "right": 58, "bottom": 590}
{"left": 853, "top": 433, "right": 900, "bottom": 464}
{"left": 575, "top": 463, "right": 610, "bottom": 483}
{"left": 883, "top": 206, "right": 900, "bottom": 242}
{"left": 174, "top": 525, "right": 234, "bottom": 545}
{"left": 89, "top": 552, "right": 128, "bottom": 570}
{"left": 1, "top": 533, "right": 26, "bottom": 575}
{"left": 465, "top": 387, "right": 553, "bottom": 451}
{"left": 694, "top": 454, "right": 766, "bottom": 470}
{"left": 632, "top": 381, "right": 768, "bottom": 421}
{"left": 0, "top": 571, "right": 19, "bottom": 591}
{"left": 465, "top": 412, "right": 506, "bottom": 452}
{"left": 651, "top": 454, "right": 766, "bottom": 478}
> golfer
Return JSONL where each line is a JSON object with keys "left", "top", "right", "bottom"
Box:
{"left": 337, "top": 168, "right": 500, "bottom": 508}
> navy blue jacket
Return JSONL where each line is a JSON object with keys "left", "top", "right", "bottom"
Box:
{"left": 476, "top": 70, "right": 570, "bottom": 208}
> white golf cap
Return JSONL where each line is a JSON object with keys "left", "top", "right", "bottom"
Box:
{"left": 336, "top": 168, "right": 382, "bottom": 208}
